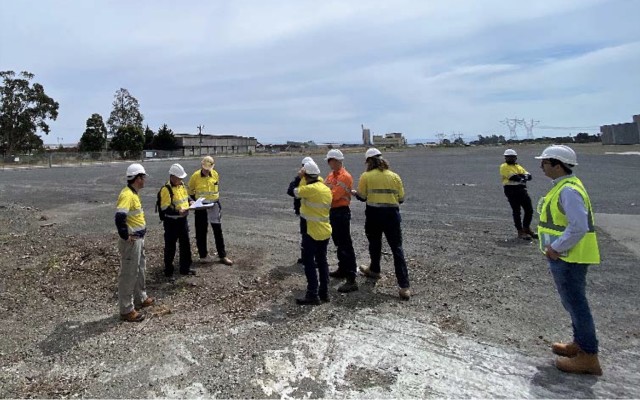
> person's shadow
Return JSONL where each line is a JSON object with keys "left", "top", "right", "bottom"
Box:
{"left": 530, "top": 364, "right": 598, "bottom": 398}
{"left": 39, "top": 317, "right": 118, "bottom": 356}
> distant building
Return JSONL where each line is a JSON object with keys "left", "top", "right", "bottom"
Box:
{"left": 372, "top": 132, "right": 407, "bottom": 147}
{"left": 600, "top": 114, "right": 640, "bottom": 145}
{"left": 174, "top": 134, "right": 257, "bottom": 156}
{"left": 362, "top": 124, "right": 371, "bottom": 146}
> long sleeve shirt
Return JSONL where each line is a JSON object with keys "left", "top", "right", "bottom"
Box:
{"left": 550, "top": 175, "right": 589, "bottom": 253}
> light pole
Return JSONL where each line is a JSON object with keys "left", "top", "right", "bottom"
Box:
{"left": 197, "top": 125, "right": 204, "bottom": 156}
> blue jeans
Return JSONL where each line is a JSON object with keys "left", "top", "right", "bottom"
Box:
{"left": 301, "top": 233, "right": 329, "bottom": 299}
{"left": 548, "top": 259, "right": 598, "bottom": 354}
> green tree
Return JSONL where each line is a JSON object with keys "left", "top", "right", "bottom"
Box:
{"left": 0, "top": 71, "right": 59, "bottom": 155}
{"left": 106, "top": 88, "right": 143, "bottom": 136}
{"left": 78, "top": 113, "right": 107, "bottom": 152}
{"left": 110, "top": 125, "right": 144, "bottom": 158}
{"left": 152, "top": 124, "right": 178, "bottom": 150}
{"left": 143, "top": 125, "right": 154, "bottom": 150}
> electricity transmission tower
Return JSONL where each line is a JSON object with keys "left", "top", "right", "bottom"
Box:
{"left": 435, "top": 133, "right": 446, "bottom": 144}
{"left": 522, "top": 119, "right": 539, "bottom": 139}
{"left": 500, "top": 118, "right": 521, "bottom": 140}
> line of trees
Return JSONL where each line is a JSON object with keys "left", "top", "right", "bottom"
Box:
{"left": 470, "top": 132, "right": 601, "bottom": 146}
{"left": 1, "top": 71, "right": 179, "bottom": 158}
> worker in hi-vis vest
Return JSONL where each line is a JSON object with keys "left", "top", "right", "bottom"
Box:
{"left": 500, "top": 148, "right": 537, "bottom": 240}
{"left": 535, "top": 145, "right": 602, "bottom": 376}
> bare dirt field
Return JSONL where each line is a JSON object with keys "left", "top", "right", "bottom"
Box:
{"left": 1, "top": 143, "right": 639, "bottom": 398}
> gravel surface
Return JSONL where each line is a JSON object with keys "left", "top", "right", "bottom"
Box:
{"left": 0, "top": 143, "right": 639, "bottom": 398}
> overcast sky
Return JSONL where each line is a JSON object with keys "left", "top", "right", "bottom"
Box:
{"left": 2, "top": 0, "right": 639, "bottom": 144}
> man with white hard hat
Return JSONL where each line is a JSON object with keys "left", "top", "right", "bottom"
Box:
{"left": 352, "top": 148, "right": 411, "bottom": 300}
{"left": 188, "top": 156, "right": 233, "bottom": 266}
{"left": 159, "top": 163, "right": 196, "bottom": 280}
{"left": 115, "top": 163, "right": 154, "bottom": 322}
{"left": 324, "top": 149, "right": 359, "bottom": 293}
{"left": 499, "top": 149, "right": 537, "bottom": 240}
{"left": 287, "top": 156, "right": 315, "bottom": 264}
{"left": 535, "top": 145, "right": 602, "bottom": 375}
{"left": 293, "top": 160, "right": 332, "bottom": 305}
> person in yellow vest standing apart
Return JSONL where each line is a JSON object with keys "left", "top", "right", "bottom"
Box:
{"left": 352, "top": 148, "right": 411, "bottom": 300}
{"left": 188, "top": 156, "right": 233, "bottom": 266}
{"left": 115, "top": 163, "right": 154, "bottom": 322}
{"left": 536, "top": 145, "right": 602, "bottom": 375}
{"left": 324, "top": 149, "right": 359, "bottom": 293}
{"left": 500, "top": 149, "right": 537, "bottom": 240}
{"left": 160, "top": 163, "right": 196, "bottom": 280}
{"left": 294, "top": 160, "right": 332, "bottom": 305}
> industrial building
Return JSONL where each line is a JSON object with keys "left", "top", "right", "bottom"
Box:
{"left": 372, "top": 132, "right": 407, "bottom": 147}
{"left": 174, "top": 134, "right": 258, "bottom": 156}
{"left": 600, "top": 114, "right": 640, "bottom": 145}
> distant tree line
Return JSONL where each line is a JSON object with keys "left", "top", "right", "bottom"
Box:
{"left": 470, "top": 132, "right": 601, "bottom": 146}
{"left": 1, "top": 71, "right": 178, "bottom": 159}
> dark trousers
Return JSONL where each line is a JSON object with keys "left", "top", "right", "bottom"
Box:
{"left": 163, "top": 217, "right": 192, "bottom": 275}
{"left": 330, "top": 206, "right": 357, "bottom": 282}
{"left": 365, "top": 206, "right": 410, "bottom": 289}
{"left": 301, "top": 233, "right": 329, "bottom": 299}
{"left": 194, "top": 209, "right": 226, "bottom": 258}
{"left": 504, "top": 185, "right": 533, "bottom": 231}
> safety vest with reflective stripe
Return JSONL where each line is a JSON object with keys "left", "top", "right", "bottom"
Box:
{"left": 116, "top": 186, "right": 146, "bottom": 234}
{"left": 160, "top": 182, "right": 190, "bottom": 219}
{"left": 297, "top": 181, "right": 332, "bottom": 241}
{"left": 537, "top": 176, "right": 600, "bottom": 264}
{"left": 325, "top": 167, "right": 353, "bottom": 208}
{"left": 500, "top": 163, "right": 528, "bottom": 186}
{"left": 188, "top": 169, "right": 220, "bottom": 201}
{"left": 357, "top": 169, "right": 405, "bottom": 208}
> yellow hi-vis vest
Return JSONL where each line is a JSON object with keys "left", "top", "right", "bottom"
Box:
{"left": 537, "top": 176, "right": 600, "bottom": 264}
{"left": 297, "top": 180, "right": 332, "bottom": 241}
{"left": 188, "top": 169, "right": 220, "bottom": 201}
{"left": 357, "top": 169, "right": 405, "bottom": 207}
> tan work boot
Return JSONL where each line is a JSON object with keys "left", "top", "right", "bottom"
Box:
{"left": 524, "top": 227, "right": 538, "bottom": 239}
{"left": 399, "top": 288, "right": 411, "bottom": 300}
{"left": 359, "top": 266, "right": 381, "bottom": 280}
{"left": 556, "top": 351, "right": 602, "bottom": 376}
{"left": 552, "top": 341, "right": 580, "bottom": 357}
{"left": 220, "top": 256, "right": 234, "bottom": 266}
{"left": 120, "top": 310, "right": 145, "bottom": 322}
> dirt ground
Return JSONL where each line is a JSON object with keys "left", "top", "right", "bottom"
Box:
{"left": 0, "top": 143, "right": 639, "bottom": 398}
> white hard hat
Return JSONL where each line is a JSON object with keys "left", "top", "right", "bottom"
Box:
{"left": 303, "top": 161, "right": 321, "bottom": 175}
{"left": 169, "top": 163, "right": 187, "bottom": 178}
{"left": 201, "top": 156, "right": 215, "bottom": 170}
{"left": 535, "top": 145, "right": 578, "bottom": 166}
{"left": 126, "top": 163, "right": 146, "bottom": 179}
{"left": 325, "top": 149, "right": 344, "bottom": 161}
{"left": 503, "top": 149, "right": 517, "bottom": 156}
{"left": 301, "top": 156, "right": 314, "bottom": 165}
{"left": 365, "top": 148, "right": 382, "bottom": 159}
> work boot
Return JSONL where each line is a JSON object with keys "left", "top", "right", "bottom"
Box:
{"left": 338, "top": 281, "right": 359, "bottom": 293}
{"left": 296, "top": 296, "right": 321, "bottom": 306}
{"left": 220, "top": 256, "right": 234, "bottom": 266}
{"left": 135, "top": 297, "right": 155, "bottom": 311}
{"left": 556, "top": 351, "right": 602, "bottom": 376}
{"left": 518, "top": 230, "right": 532, "bottom": 240}
{"left": 399, "top": 288, "right": 411, "bottom": 300}
{"left": 524, "top": 227, "right": 539, "bottom": 239}
{"left": 552, "top": 341, "right": 580, "bottom": 357}
{"left": 198, "top": 255, "right": 215, "bottom": 263}
{"left": 329, "top": 269, "right": 348, "bottom": 279}
{"left": 359, "top": 266, "right": 381, "bottom": 280}
{"left": 120, "top": 310, "right": 145, "bottom": 322}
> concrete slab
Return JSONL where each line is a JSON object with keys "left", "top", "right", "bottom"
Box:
{"left": 596, "top": 213, "right": 640, "bottom": 258}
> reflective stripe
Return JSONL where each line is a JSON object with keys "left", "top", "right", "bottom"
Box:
{"left": 302, "top": 199, "right": 331, "bottom": 209}
{"left": 367, "top": 202, "right": 400, "bottom": 208}
{"left": 164, "top": 214, "right": 186, "bottom": 220}
{"left": 198, "top": 190, "right": 218, "bottom": 197}
{"left": 130, "top": 225, "right": 146, "bottom": 233}
{"left": 369, "top": 188, "right": 398, "bottom": 194}
{"left": 539, "top": 182, "right": 595, "bottom": 232}
{"left": 336, "top": 181, "right": 351, "bottom": 191}
{"left": 116, "top": 207, "right": 128, "bottom": 214}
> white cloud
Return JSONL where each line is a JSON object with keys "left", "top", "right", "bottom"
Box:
{"left": 0, "top": 0, "right": 638, "bottom": 143}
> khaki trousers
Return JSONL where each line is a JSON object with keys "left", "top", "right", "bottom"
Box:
{"left": 118, "top": 238, "right": 148, "bottom": 315}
